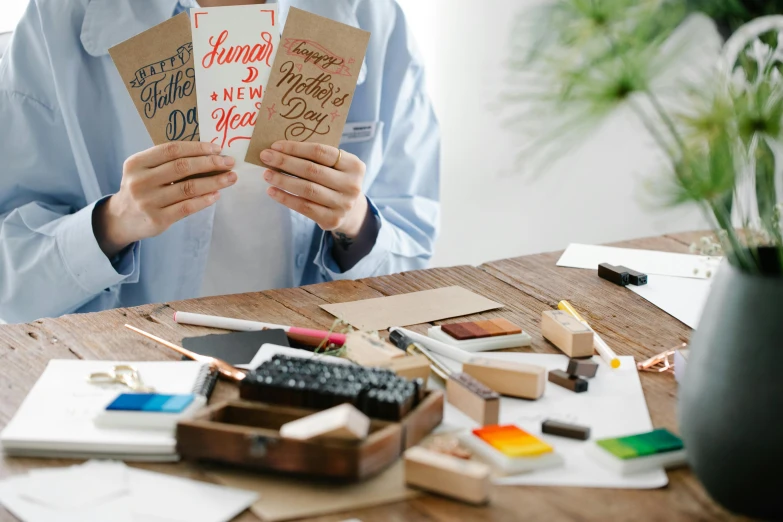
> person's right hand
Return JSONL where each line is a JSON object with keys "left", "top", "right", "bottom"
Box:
{"left": 94, "top": 142, "right": 237, "bottom": 258}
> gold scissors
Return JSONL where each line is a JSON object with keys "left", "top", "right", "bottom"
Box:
{"left": 88, "top": 365, "right": 155, "bottom": 392}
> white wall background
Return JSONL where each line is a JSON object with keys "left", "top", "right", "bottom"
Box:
{"left": 396, "top": 0, "right": 711, "bottom": 267}
{"left": 0, "top": 1, "right": 26, "bottom": 33}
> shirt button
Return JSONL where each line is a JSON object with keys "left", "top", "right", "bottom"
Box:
{"left": 296, "top": 254, "right": 306, "bottom": 268}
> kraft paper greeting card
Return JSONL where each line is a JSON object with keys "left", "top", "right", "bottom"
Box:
{"left": 191, "top": 4, "right": 279, "bottom": 163}
{"left": 109, "top": 13, "right": 199, "bottom": 145}
{"left": 245, "top": 7, "right": 371, "bottom": 167}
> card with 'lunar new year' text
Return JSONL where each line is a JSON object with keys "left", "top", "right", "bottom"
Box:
{"left": 245, "top": 7, "right": 371, "bottom": 168}
{"left": 191, "top": 4, "right": 279, "bottom": 164}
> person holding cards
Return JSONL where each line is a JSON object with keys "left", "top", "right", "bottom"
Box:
{"left": 0, "top": 0, "right": 439, "bottom": 323}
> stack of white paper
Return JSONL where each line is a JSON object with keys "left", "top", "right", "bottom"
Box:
{"left": 0, "top": 461, "right": 257, "bottom": 522}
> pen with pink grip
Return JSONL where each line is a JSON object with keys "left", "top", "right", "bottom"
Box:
{"left": 173, "top": 311, "right": 347, "bottom": 347}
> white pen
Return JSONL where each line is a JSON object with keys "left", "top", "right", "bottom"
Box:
{"left": 389, "top": 327, "right": 472, "bottom": 364}
{"left": 173, "top": 311, "right": 347, "bottom": 346}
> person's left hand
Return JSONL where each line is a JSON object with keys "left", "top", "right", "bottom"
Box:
{"left": 260, "top": 141, "right": 368, "bottom": 239}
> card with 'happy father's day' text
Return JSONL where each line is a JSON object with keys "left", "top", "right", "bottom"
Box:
{"left": 109, "top": 13, "right": 200, "bottom": 145}
{"left": 246, "top": 7, "right": 371, "bottom": 168}
{"left": 191, "top": 4, "right": 279, "bottom": 164}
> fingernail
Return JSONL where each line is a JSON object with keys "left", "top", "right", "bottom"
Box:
{"left": 267, "top": 187, "right": 276, "bottom": 197}
{"left": 211, "top": 144, "right": 221, "bottom": 154}
{"left": 263, "top": 170, "right": 272, "bottom": 182}
{"left": 222, "top": 156, "right": 235, "bottom": 167}
{"left": 260, "top": 150, "right": 274, "bottom": 163}
{"left": 210, "top": 191, "right": 220, "bottom": 201}
{"left": 226, "top": 171, "right": 237, "bottom": 182}
{"left": 271, "top": 142, "right": 284, "bottom": 151}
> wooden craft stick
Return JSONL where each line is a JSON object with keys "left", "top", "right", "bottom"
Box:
{"left": 404, "top": 446, "right": 491, "bottom": 505}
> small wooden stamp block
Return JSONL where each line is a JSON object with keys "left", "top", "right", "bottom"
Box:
{"left": 598, "top": 263, "right": 630, "bottom": 286}
{"left": 615, "top": 265, "right": 648, "bottom": 286}
{"left": 566, "top": 358, "right": 599, "bottom": 378}
{"left": 548, "top": 369, "right": 588, "bottom": 393}
{"left": 279, "top": 403, "right": 370, "bottom": 441}
{"left": 541, "top": 419, "right": 591, "bottom": 440}
{"left": 463, "top": 358, "right": 545, "bottom": 400}
{"left": 343, "top": 331, "right": 407, "bottom": 366}
{"left": 446, "top": 372, "right": 500, "bottom": 426}
{"left": 540, "top": 310, "right": 594, "bottom": 358}
{"left": 404, "top": 446, "right": 491, "bottom": 505}
{"left": 381, "top": 354, "right": 431, "bottom": 383}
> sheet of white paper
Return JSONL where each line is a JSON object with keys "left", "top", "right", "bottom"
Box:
{"left": 431, "top": 352, "right": 667, "bottom": 489}
{"left": 557, "top": 244, "right": 720, "bottom": 279}
{"left": 247, "top": 344, "right": 349, "bottom": 370}
{"left": 0, "top": 461, "right": 257, "bottom": 522}
{"left": 0, "top": 473, "right": 131, "bottom": 522}
{"left": 21, "top": 461, "right": 128, "bottom": 510}
{"left": 129, "top": 467, "right": 257, "bottom": 522}
{"left": 628, "top": 274, "right": 712, "bottom": 329}
{"left": 191, "top": 4, "right": 279, "bottom": 163}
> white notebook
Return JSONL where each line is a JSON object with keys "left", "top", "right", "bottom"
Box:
{"left": 0, "top": 360, "right": 216, "bottom": 462}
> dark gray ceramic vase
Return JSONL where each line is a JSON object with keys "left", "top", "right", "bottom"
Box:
{"left": 680, "top": 261, "right": 783, "bottom": 520}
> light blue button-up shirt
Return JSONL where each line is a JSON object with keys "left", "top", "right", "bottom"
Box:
{"left": 0, "top": 0, "right": 440, "bottom": 324}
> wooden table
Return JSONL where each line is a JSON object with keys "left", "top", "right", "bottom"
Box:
{"left": 0, "top": 231, "right": 741, "bottom": 521}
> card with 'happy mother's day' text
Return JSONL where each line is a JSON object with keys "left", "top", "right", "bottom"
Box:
{"left": 246, "top": 7, "right": 371, "bottom": 168}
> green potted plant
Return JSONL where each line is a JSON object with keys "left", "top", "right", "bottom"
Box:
{"left": 505, "top": 1, "right": 783, "bottom": 518}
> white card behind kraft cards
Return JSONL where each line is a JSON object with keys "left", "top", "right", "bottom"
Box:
{"left": 190, "top": 4, "right": 279, "bottom": 164}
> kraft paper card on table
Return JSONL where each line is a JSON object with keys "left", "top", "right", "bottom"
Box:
{"left": 191, "top": 4, "right": 279, "bottom": 164}
{"left": 109, "top": 13, "right": 200, "bottom": 144}
{"left": 320, "top": 286, "right": 504, "bottom": 331}
{"left": 245, "top": 7, "right": 371, "bottom": 167}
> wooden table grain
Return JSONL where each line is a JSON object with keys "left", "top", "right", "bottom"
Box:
{"left": 0, "top": 231, "right": 743, "bottom": 521}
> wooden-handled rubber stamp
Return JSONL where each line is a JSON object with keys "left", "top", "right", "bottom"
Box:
{"left": 463, "top": 358, "right": 546, "bottom": 400}
{"left": 566, "top": 358, "right": 599, "bottom": 378}
{"left": 279, "top": 403, "right": 370, "bottom": 441}
{"left": 446, "top": 372, "right": 500, "bottom": 426}
{"left": 540, "top": 310, "right": 594, "bottom": 358}
{"left": 598, "top": 263, "right": 630, "bottom": 286}
{"left": 548, "top": 369, "right": 588, "bottom": 393}
{"left": 541, "top": 419, "right": 591, "bottom": 440}
{"left": 404, "top": 446, "right": 491, "bottom": 505}
{"left": 614, "top": 265, "right": 648, "bottom": 286}
{"left": 380, "top": 354, "right": 431, "bottom": 383}
{"left": 343, "top": 331, "right": 407, "bottom": 366}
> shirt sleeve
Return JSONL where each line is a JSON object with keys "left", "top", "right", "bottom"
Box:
{"left": 0, "top": 5, "right": 139, "bottom": 323}
{"left": 314, "top": 4, "right": 441, "bottom": 281}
